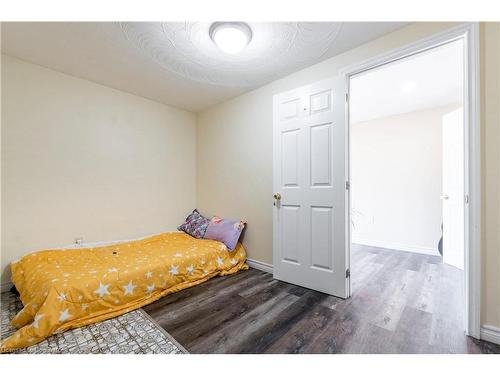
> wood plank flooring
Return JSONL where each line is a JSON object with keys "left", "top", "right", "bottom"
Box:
{"left": 143, "top": 245, "right": 500, "bottom": 354}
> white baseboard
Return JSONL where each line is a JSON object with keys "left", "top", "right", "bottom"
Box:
{"left": 1, "top": 281, "right": 13, "bottom": 293}
{"left": 480, "top": 325, "right": 500, "bottom": 345}
{"left": 246, "top": 258, "right": 273, "bottom": 274}
{"left": 352, "top": 238, "right": 440, "bottom": 256}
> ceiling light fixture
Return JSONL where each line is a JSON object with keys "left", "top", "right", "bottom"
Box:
{"left": 209, "top": 22, "right": 252, "bottom": 54}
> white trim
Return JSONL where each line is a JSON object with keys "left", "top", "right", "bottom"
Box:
{"left": 1, "top": 281, "right": 14, "bottom": 293}
{"left": 464, "top": 22, "right": 481, "bottom": 340}
{"left": 352, "top": 239, "right": 440, "bottom": 256}
{"left": 343, "top": 23, "right": 481, "bottom": 339}
{"left": 246, "top": 258, "right": 273, "bottom": 274}
{"left": 480, "top": 325, "right": 500, "bottom": 346}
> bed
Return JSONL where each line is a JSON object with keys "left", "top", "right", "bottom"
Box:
{"left": 1, "top": 231, "right": 248, "bottom": 351}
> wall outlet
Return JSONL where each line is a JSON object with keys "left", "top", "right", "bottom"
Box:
{"left": 74, "top": 237, "right": 83, "bottom": 246}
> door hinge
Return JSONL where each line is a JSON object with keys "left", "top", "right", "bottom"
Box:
{"left": 346, "top": 268, "right": 350, "bottom": 278}
{"left": 346, "top": 181, "right": 350, "bottom": 190}
{"left": 345, "top": 92, "right": 349, "bottom": 102}
{"left": 465, "top": 194, "right": 470, "bottom": 204}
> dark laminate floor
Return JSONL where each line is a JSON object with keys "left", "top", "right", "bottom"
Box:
{"left": 143, "top": 245, "right": 500, "bottom": 354}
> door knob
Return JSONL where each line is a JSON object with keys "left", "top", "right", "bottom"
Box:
{"left": 440, "top": 195, "right": 449, "bottom": 200}
{"left": 273, "top": 192, "right": 282, "bottom": 200}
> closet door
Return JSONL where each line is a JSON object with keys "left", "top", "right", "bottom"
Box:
{"left": 273, "top": 77, "right": 348, "bottom": 297}
{"left": 442, "top": 107, "right": 465, "bottom": 270}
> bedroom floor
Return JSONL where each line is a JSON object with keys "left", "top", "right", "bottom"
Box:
{"left": 144, "top": 244, "right": 500, "bottom": 354}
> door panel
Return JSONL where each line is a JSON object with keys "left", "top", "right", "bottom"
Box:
{"left": 273, "top": 77, "right": 347, "bottom": 297}
{"left": 281, "top": 129, "right": 300, "bottom": 187}
{"left": 310, "top": 90, "right": 332, "bottom": 114}
{"left": 280, "top": 99, "right": 301, "bottom": 121}
{"left": 310, "top": 206, "right": 333, "bottom": 271}
{"left": 310, "top": 123, "right": 332, "bottom": 186}
{"left": 442, "top": 107, "right": 465, "bottom": 270}
{"left": 281, "top": 205, "right": 301, "bottom": 264}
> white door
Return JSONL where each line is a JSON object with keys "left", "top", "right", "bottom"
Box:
{"left": 273, "top": 77, "right": 348, "bottom": 297}
{"left": 442, "top": 107, "right": 465, "bottom": 270}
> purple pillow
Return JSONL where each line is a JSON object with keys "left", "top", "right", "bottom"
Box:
{"left": 204, "top": 216, "right": 246, "bottom": 251}
{"left": 177, "top": 209, "right": 210, "bottom": 239}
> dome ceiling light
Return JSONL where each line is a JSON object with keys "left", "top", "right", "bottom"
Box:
{"left": 209, "top": 22, "right": 252, "bottom": 54}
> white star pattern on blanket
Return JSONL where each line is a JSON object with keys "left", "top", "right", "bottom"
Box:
{"left": 123, "top": 281, "right": 136, "bottom": 296}
{"left": 32, "top": 314, "right": 44, "bottom": 329}
{"left": 94, "top": 283, "right": 110, "bottom": 297}
{"left": 58, "top": 309, "right": 71, "bottom": 322}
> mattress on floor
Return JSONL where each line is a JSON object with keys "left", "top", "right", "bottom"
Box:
{"left": 1, "top": 232, "right": 248, "bottom": 351}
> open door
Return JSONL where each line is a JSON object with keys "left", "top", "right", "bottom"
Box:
{"left": 442, "top": 107, "right": 465, "bottom": 270}
{"left": 272, "top": 77, "right": 348, "bottom": 297}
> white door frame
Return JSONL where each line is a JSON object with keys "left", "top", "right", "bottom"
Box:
{"left": 341, "top": 23, "right": 481, "bottom": 338}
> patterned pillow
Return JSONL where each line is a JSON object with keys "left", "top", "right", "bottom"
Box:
{"left": 177, "top": 209, "right": 210, "bottom": 239}
{"left": 204, "top": 216, "right": 246, "bottom": 251}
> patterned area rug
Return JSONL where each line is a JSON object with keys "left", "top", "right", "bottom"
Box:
{"left": 1, "top": 292, "right": 187, "bottom": 354}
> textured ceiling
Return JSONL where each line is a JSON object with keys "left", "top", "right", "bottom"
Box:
{"left": 2, "top": 22, "right": 408, "bottom": 112}
{"left": 120, "top": 22, "right": 343, "bottom": 87}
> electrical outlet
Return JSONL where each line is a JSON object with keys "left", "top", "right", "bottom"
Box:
{"left": 74, "top": 237, "right": 83, "bottom": 246}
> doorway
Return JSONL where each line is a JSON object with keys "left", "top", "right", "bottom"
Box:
{"left": 347, "top": 36, "right": 471, "bottom": 338}
{"left": 271, "top": 23, "right": 480, "bottom": 339}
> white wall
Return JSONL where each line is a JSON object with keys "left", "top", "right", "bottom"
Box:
{"left": 351, "top": 105, "right": 459, "bottom": 255}
{"left": 1, "top": 55, "right": 197, "bottom": 285}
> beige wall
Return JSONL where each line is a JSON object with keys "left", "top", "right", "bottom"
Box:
{"left": 1, "top": 55, "right": 197, "bottom": 284}
{"left": 481, "top": 23, "right": 500, "bottom": 328}
{"left": 351, "top": 105, "right": 461, "bottom": 255}
{"left": 197, "top": 22, "right": 500, "bottom": 328}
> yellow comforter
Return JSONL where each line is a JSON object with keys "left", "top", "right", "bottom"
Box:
{"left": 1, "top": 232, "right": 248, "bottom": 351}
